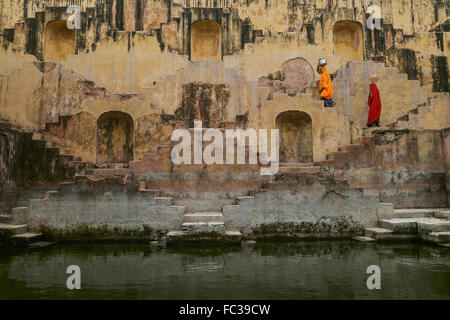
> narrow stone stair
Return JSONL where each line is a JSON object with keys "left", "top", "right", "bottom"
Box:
{"left": 355, "top": 207, "right": 450, "bottom": 247}
{"left": 314, "top": 135, "right": 375, "bottom": 168}
{"left": 0, "top": 214, "right": 12, "bottom": 223}
{"left": 0, "top": 222, "right": 43, "bottom": 247}
{"left": 166, "top": 211, "right": 242, "bottom": 244}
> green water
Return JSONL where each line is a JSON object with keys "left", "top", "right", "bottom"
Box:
{"left": 0, "top": 241, "right": 449, "bottom": 299}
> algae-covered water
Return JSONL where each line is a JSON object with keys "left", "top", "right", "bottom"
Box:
{"left": 0, "top": 241, "right": 449, "bottom": 299}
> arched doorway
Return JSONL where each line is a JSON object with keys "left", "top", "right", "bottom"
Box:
{"left": 190, "top": 20, "right": 221, "bottom": 61}
{"left": 276, "top": 111, "right": 313, "bottom": 163}
{"left": 44, "top": 20, "right": 76, "bottom": 61}
{"left": 333, "top": 21, "right": 364, "bottom": 61}
{"left": 96, "top": 112, "right": 134, "bottom": 164}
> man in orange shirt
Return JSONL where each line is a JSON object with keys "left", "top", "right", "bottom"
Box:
{"left": 317, "top": 58, "right": 336, "bottom": 107}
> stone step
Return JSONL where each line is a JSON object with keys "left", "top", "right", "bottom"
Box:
{"left": 182, "top": 222, "right": 226, "bottom": 234}
{"left": 138, "top": 188, "right": 161, "bottom": 197}
{"left": 236, "top": 196, "right": 254, "bottom": 204}
{"left": 379, "top": 217, "right": 449, "bottom": 233}
{"left": 166, "top": 230, "right": 242, "bottom": 244}
{"left": 0, "top": 223, "right": 28, "bottom": 235}
{"left": 353, "top": 236, "right": 376, "bottom": 242}
{"left": 434, "top": 210, "right": 450, "bottom": 219}
{"left": 167, "top": 230, "right": 242, "bottom": 237}
{"left": 364, "top": 227, "right": 393, "bottom": 239}
{"left": 184, "top": 212, "right": 224, "bottom": 223}
{"left": 0, "top": 214, "right": 12, "bottom": 223}
{"left": 10, "top": 233, "right": 43, "bottom": 247}
{"left": 155, "top": 197, "right": 174, "bottom": 206}
{"left": 362, "top": 127, "right": 392, "bottom": 136}
{"left": 11, "top": 207, "right": 28, "bottom": 224}
{"left": 417, "top": 220, "right": 450, "bottom": 233}
{"left": 424, "top": 232, "right": 450, "bottom": 244}
{"left": 379, "top": 218, "right": 419, "bottom": 232}
{"left": 378, "top": 218, "right": 416, "bottom": 233}
{"left": 365, "top": 226, "right": 417, "bottom": 241}
{"left": 392, "top": 208, "right": 438, "bottom": 218}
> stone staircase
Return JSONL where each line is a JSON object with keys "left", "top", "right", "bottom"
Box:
{"left": 316, "top": 60, "right": 449, "bottom": 169}
{"left": 333, "top": 61, "right": 438, "bottom": 128}
{"left": 314, "top": 135, "right": 376, "bottom": 169}
{"left": 166, "top": 211, "right": 242, "bottom": 244}
{"left": 137, "top": 181, "right": 243, "bottom": 244}
{"left": 0, "top": 223, "right": 43, "bottom": 247}
{"left": 0, "top": 122, "right": 95, "bottom": 248}
{"left": 386, "top": 92, "right": 450, "bottom": 130}
{"left": 0, "top": 201, "right": 48, "bottom": 248}
{"left": 355, "top": 207, "right": 450, "bottom": 247}
{"left": 30, "top": 131, "right": 93, "bottom": 173}
{"left": 314, "top": 94, "right": 449, "bottom": 170}
{"left": 2, "top": 158, "right": 448, "bottom": 247}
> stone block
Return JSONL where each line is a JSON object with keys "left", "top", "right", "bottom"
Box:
{"left": 11, "top": 207, "right": 28, "bottom": 224}
{"left": 376, "top": 203, "right": 394, "bottom": 219}
{"left": 182, "top": 222, "right": 226, "bottom": 234}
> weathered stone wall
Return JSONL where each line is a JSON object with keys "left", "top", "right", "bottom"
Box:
{"left": 248, "top": 91, "right": 350, "bottom": 163}
{"left": 443, "top": 128, "right": 450, "bottom": 206}
{"left": 0, "top": 120, "right": 78, "bottom": 213}
{"left": 223, "top": 174, "right": 379, "bottom": 237}
{"left": 27, "top": 180, "right": 185, "bottom": 235}
{"left": 336, "top": 129, "right": 449, "bottom": 209}
{"left": 0, "top": 1, "right": 448, "bottom": 220}
{"left": 1, "top": 1, "right": 448, "bottom": 88}
{"left": 0, "top": 124, "right": 21, "bottom": 212}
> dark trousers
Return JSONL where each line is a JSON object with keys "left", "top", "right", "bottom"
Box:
{"left": 321, "top": 98, "right": 335, "bottom": 107}
{"left": 367, "top": 119, "right": 380, "bottom": 127}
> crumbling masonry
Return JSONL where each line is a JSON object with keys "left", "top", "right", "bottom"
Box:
{"left": 0, "top": 0, "right": 449, "bottom": 246}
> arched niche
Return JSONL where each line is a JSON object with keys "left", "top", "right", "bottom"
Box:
{"left": 190, "top": 20, "right": 221, "bottom": 61}
{"left": 276, "top": 111, "right": 313, "bottom": 163}
{"left": 44, "top": 20, "right": 76, "bottom": 61}
{"left": 96, "top": 111, "right": 134, "bottom": 164}
{"left": 333, "top": 21, "right": 364, "bottom": 61}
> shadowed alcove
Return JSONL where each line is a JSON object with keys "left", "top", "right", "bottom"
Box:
{"left": 43, "top": 20, "right": 76, "bottom": 61}
{"left": 333, "top": 21, "right": 364, "bottom": 61}
{"left": 190, "top": 20, "right": 221, "bottom": 61}
{"left": 276, "top": 111, "right": 313, "bottom": 163}
{"left": 96, "top": 112, "right": 134, "bottom": 164}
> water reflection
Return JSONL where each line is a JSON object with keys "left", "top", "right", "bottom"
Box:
{"left": 0, "top": 241, "right": 448, "bottom": 299}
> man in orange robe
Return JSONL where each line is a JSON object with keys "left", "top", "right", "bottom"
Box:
{"left": 317, "top": 58, "right": 336, "bottom": 107}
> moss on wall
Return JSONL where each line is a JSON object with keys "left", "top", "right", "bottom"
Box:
{"left": 252, "top": 216, "right": 363, "bottom": 240}
{"left": 38, "top": 223, "right": 166, "bottom": 243}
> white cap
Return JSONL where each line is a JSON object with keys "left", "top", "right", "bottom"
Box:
{"left": 318, "top": 58, "right": 327, "bottom": 66}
